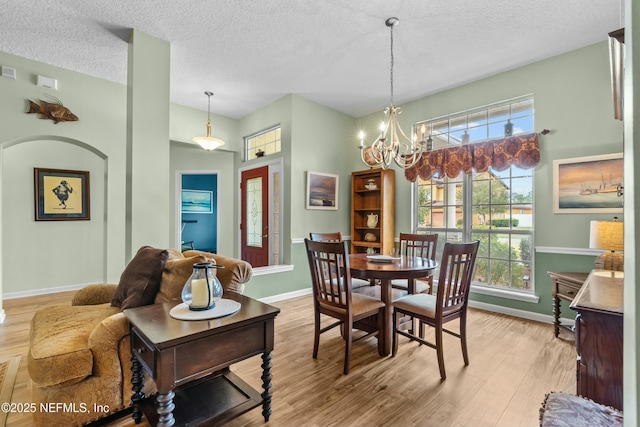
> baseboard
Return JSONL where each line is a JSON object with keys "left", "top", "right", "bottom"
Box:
{"left": 468, "top": 299, "right": 575, "bottom": 326}
{"left": 3, "top": 283, "right": 87, "bottom": 300}
{"left": 258, "top": 288, "right": 312, "bottom": 304}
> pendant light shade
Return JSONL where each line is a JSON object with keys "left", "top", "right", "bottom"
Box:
{"left": 193, "top": 91, "right": 225, "bottom": 150}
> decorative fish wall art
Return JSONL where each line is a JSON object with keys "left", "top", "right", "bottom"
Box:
{"left": 26, "top": 96, "right": 78, "bottom": 124}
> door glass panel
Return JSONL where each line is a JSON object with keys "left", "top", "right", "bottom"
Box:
{"left": 247, "top": 177, "right": 263, "bottom": 247}
{"left": 272, "top": 171, "right": 280, "bottom": 264}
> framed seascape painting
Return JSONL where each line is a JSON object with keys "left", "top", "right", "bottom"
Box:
{"left": 553, "top": 153, "right": 623, "bottom": 213}
{"left": 182, "top": 189, "right": 213, "bottom": 213}
{"left": 306, "top": 171, "right": 339, "bottom": 210}
{"left": 34, "top": 168, "right": 90, "bottom": 221}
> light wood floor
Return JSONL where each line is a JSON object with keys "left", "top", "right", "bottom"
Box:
{"left": 0, "top": 292, "right": 577, "bottom": 427}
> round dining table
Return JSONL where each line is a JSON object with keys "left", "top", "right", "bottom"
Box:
{"left": 349, "top": 253, "right": 438, "bottom": 356}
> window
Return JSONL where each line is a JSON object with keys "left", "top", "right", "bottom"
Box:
{"left": 245, "top": 126, "right": 281, "bottom": 160}
{"left": 413, "top": 96, "right": 534, "bottom": 293}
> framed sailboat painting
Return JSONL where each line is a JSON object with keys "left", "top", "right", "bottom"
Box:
{"left": 553, "top": 153, "right": 623, "bottom": 213}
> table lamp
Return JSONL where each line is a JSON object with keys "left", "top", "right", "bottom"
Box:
{"left": 589, "top": 218, "right": 624, "bottom": 271}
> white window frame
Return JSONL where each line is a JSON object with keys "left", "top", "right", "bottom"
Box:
{"left": 412, "top": 96, "right": 537, "bottom": 302}
{"left": 244, "top": 125, "right": 281, "bottom": 161}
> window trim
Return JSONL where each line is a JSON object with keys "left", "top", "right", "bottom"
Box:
{"left": 244, "top": 124, "right": 282, "bottom": 161}
{"left": 411, "top": 96, "right": 535, "bottom": 295}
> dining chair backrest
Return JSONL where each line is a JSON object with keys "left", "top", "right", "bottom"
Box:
{"left": 305, "top": 239, "right": 353, "bottom": 312}
{"left": 309, "top": 231, "right": 343, "bottom": 242}
{"left": 435, "top": 241, "right": 480, "bottom": 317}
{"left": 399, "top": 233, "right": 438, "bottom": 260}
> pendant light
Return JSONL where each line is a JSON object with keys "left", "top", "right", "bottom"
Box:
{"left": 193, "top": 91, "right": 225, "bottom": 150}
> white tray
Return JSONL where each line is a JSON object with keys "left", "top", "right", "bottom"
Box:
{"left": 366, "top": 255, "right": 401, "bottom": 263}
{"left": 169, "top": 299, "right": 241, "bottom": 320}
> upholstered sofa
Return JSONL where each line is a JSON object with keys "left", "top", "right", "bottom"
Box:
{"left": 28, "top": 247, "right": 252, "bottom": 427}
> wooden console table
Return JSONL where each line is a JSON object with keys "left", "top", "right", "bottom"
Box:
{"left": 570, "top": 270, "right": 624, "bottom": 410}
{"left": 547, "top": 271, "right": 589, "bottom": 337}
{"left": 124, "top": 292, "right": 280, "bottom": 427}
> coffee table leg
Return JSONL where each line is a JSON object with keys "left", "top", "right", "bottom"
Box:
{"left": 131, "top": 355, "right": 145, "bottom": 424}
{"left": 156, "top": 391, "right": 176, "bottom": 427}
{"left": 261, "top": 352, "right": 273, "bottom": 422}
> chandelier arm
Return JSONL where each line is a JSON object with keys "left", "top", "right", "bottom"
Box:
{"left": 395, "top": 123, "right": 415, "bottom": 150}
{"left": 394, "top": 148, "right": 423, "bottom": 168}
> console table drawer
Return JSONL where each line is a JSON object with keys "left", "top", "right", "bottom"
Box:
{"left": 173, "top": 323, "right": 265, "bottom": 381}
{"left": 556, "top": 282, "right": 580, "bottom": 299}
{"left": 131, "top": 329, "right": 156, "bottom": 373}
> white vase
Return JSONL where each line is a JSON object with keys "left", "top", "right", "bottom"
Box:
{"left": 367, "top": 213, "right": 378, "bottom": 228}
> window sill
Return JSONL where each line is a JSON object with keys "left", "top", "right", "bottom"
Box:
{"left": 470, "top": 284, "right": 540, "bottom": 304}
{"left": 251, "top": 264, "right": 294, "bottom": 276}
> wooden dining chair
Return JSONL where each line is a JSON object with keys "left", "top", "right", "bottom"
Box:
{"left": 309, "top": 232, "right": 372, "bottom": 290}
{"left": 309, "top": 231, "right": 343, "bottom": 242}
{"left": 392, "top": 240, "right": 480, "bottom": 380}
{"left": 391, "top": 233, "right": 438, "bottom": 294}
{"left": 305, "top": 239, "right": 385, "bottom": 374}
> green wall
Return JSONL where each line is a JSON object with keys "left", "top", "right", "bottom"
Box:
{"left": 357, "top": 41, "right": 623, "bottom": 317}
{"left": 0, "top": 51, "right": 129, "bottom": 292}
{"left": 361, "top": 41, "right": 623, "bottom": 246}
{"left": 232, "top": 94, "right": 359, "bottom": 298}
{"left": 0, "top": 38, "right": 623, "bottom": 322}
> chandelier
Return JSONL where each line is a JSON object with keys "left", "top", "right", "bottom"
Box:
{"left": 193, "top": 91, "right": 225, "bottom": 151}
{"left": 359, "top": 17, "right": 425, "bottom": 169}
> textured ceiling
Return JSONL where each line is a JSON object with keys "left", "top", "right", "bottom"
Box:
{"left": 0, "top": 0, "right": 624, "bottom": 119}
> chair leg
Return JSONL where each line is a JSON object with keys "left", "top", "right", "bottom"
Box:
{"left": 435, "top": 323, "right": 446, "bottom": 380}
{"left": 313, "top": 309, "right": 320, "bottom": 359}
{"left": 460, "top": 313, "right": 469, "bottom": 366}
{"left": 343, "top": 319, "right": 353, "bottom": 375}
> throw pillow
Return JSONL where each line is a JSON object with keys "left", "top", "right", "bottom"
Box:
{"left": 155, "top": 253, "right": 217, "bottom": 303}
{"left": 111, "top": 246, "right": 169, "bottom": 309}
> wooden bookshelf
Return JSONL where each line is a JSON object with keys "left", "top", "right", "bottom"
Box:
{"left": 351, "top": 169, "right": 395, "bottom": 254}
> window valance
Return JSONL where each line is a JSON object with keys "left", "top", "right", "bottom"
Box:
{"left": 404, "top": 132, "right": 540, "bottom": 182}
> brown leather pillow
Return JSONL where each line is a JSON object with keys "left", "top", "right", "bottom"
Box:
{"left": 155, "top": 253, "right": 217, "bottom": 303}
{"left": 111, "top": 246, "right": 169, "bottom": 309}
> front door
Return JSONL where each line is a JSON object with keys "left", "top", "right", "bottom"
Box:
{"left": 241, "top": 166, "right": 269, "bottom": 267}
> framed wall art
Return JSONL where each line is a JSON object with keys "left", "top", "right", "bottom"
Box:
{"left": 306, "top": 171, "right": 339, "bottom": 210}
{"left": 553, "top": 153, "right": 623, "bottom": 213}
{"left": 34, "top": 168, "right": 90, "bottom": 221}
{"left": 181, "top": 189, "right": 213, "bottom": 213}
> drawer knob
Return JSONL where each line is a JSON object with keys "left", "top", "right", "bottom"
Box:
{"left": 568, "top": 290, "right": 574, "bottom": 295}
{"left": 137, "top": 347, "right": 146, "bottom": 354}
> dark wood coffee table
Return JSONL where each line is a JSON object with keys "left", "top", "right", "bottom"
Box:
{"left": 124, "top": 292, "right": 280, "bottom": 427}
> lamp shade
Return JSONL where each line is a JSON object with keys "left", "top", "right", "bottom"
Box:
{"left": 589, "top": 220, "right": 624, "bottom": 252}
{"left": 193, "top": 134, "right": 225, "bottom": 151}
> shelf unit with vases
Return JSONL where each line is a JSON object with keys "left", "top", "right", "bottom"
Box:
{"left": 351, "top": 168, "right": 395, "bottom": 254}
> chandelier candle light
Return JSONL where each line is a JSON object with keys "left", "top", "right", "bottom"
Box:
{"left": 193, "top": 91, "right": 226, "bottom": 151}
{"left": 359, "top": 17, "right": 426, "bottom": 169}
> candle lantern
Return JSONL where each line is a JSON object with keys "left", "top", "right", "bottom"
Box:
{"left": 181, "top": 263, "right": 223, "bottom": 311}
